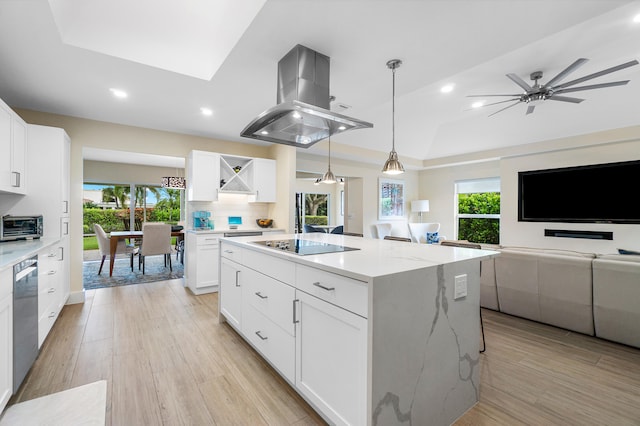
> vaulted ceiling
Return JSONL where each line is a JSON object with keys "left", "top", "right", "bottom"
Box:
{"left": 1, "top": 0, "right": 639, "bottom": 168}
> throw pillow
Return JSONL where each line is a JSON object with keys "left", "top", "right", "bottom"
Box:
{"left": 426, "top": 232, "right": 439, "bottom": 244}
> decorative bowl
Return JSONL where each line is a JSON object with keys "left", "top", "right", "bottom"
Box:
{"left": 256, "top": 219, "right": 273, "bottom": 228}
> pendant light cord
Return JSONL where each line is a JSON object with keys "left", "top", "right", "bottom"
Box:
{"left": 391, "top": 66, "right": 396, "bottom": 153}
{"left": 328, "top": 135, "right": 331, "bottom": 171}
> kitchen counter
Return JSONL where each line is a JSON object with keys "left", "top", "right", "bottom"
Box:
{"left": 220, "top": 232, "right": 497, "bottom": 282}
{"left": 0, "top": 237, "right": 60, "bottom": 271}
{"left": 186, "top": 227, "right": 284, "bottom": 235}
{"left": 219, "top": 233, "right": 499, "bottom": 425}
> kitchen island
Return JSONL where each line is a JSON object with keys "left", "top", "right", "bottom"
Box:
{"left": 218, "top": 233, "right": 498, "bottom": 426}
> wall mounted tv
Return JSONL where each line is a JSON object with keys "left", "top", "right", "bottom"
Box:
{"left": 518, "top": 159, "right": 640, "bottom": 224}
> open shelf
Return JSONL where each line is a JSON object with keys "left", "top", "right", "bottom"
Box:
{"left": 219, "top": 155, "right": 252, "bottom": 193}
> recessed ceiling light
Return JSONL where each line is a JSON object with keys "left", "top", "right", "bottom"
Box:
{"left": 292, "top": 112, "right": 301, "bottom": 119}
{"left": 471, "top": 101, "right": 485, "bottom": 109}
{"left": 440, "top": 84, "right": 455, "bottom": 93}
{"left": 634, "top": 13, "right": 640, "bottom": 23}
{"left": 338, "top": 125, "right": 346, "bottom": 130}
{"left": 200, "top": 107, "right": 213, "bottom": 116}
{"left": 109, "top": 88, "right": 128, "bottom": 99}
{"left": 260, "top": 130, "right": 269, "bottom": 135}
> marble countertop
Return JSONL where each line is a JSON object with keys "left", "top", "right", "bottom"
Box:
{"left": 220, "top": 233, "right": 499, "bottom": 282}
{"left": 0, "top": 237, "right": 60, "bottom": 271}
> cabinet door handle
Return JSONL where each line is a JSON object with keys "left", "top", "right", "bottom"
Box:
{"left": 255, "top": 330, "right": 268, "bottom": 341}
{"left": 255, "top": 291, "right": 268, "bottom": 299}
{"left": 63, "top": 200, "right": 69, "bottom": 214}
{"left": 48, "top": 287, "right": 56, "bottom": 293}
{"left": 11, "top": 171, "right": 20, "bottom": 187}
{"left": 235, "top": 270, "right": 240, "bottom": 287}
{"left": 48, "top": 312, "right": 56, "bottom": 318}
{"left": 293, "top": 299, "right": 299, "bottom": 324}
{"left": 313, "top": 281, "right": 335, "bottom": 291}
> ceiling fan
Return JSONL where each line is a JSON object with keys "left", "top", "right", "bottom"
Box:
{"left": 468, "top": 58, "right": 639, "bottom": 116}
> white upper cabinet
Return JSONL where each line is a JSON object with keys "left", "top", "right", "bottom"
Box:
{"left": 0, "top": 98, "right": 27, "bottom": 195}
{"left": 187, "top": 150, "right": 276, "bottom": 202}
{"left": 187, "top": 150, "right": 220, "bottom": 202}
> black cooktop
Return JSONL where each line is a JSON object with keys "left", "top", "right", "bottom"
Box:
{"left": 252, "top": 238, "right": 360, "bottom": 256}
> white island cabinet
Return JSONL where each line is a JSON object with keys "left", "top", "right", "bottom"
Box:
{"left": 0, "top": 267, "right": 12, "bottom": 414}
{"left": 218, "top": 233, "right": 499, "bottom": 426}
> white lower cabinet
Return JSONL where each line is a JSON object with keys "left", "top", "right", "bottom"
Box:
{"left": 219, "top": 257, "right": 243, "bottom": 330}
{"left": 295, "top": 291, "right": 367, "bottom": 426}
{"left": 186, "top": 233, "right": 219, "bottom": 295}
{"left": 0, "top": 291, "right": 12, "bottom": 414}
{"left": 37, "top": 243, "right": 67, "bottom": 348}
{"left": 219, "top": 246, "right": 369, "bottom": 426}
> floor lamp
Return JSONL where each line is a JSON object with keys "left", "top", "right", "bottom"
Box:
{"left": 411, "top": 200, "right": 430, "bottom": 222}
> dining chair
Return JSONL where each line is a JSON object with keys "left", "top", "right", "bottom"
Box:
{"left": 93, "top": 224, "right": 138, "bottom": 275}
{"left": 373, "top": 223, "right": 392, "bottom": 239}
{"left": 138, "top": 223, "right": 172, "bottom": 274}
{"left": 304, "top": 224, "right": 324, "bottom": 233}
{"left": 330, "top": 225, "right": 344, "bottom": 234}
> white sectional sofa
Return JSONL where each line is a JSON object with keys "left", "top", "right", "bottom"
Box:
{"left": 494, "top": 247, "right": 595, "bottom": 336}
{"left": 592, "top": 254, "right": 640, "bottom": 348}
{"left": 441, "top": 240, "right": 640, "bottom": 348}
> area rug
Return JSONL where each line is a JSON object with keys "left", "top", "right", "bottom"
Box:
{"left": 83, "top": 255, "right": 183, "bottom": 289}
{"left": 0, "top": 380, "right": 106, "bottom": 425}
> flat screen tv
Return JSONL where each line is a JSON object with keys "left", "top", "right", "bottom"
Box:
{"left": 518, "top": 159, "right": 640, "bottom": 224}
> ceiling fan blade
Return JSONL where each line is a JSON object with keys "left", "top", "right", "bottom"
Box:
{"left": 543, "top": 58, "right": 589, "bottom": 89}
{"left": 506, "top": 73, "right": 532, "bottom": 91}
{"left": 526, "top": 105, "right": 535, "bottom": 115}
{"left": 466, "top": 94, "right": 523, "bottom": 97}
{"left": 553, "top": 60, "right": 639, "bottom": 89}
{"left": 547, "top": 95, "right": 585, "bottom": 103}
{"left": 488, "top": 101, "right": 521, "bottom": 117}
{"left": 554, "top": 80, "right": 629, "bottom": 94}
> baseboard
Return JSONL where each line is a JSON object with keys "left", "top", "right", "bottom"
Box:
{"left": 66, "top": 290, "right": 85, "bottom": 305}
{"left": 187, "top": 285, "right": 218, "bottom": 296}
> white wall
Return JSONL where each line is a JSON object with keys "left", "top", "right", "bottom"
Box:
{"left": 500, "top": 138, "right": 640, "bottom": 253}
{"left": 417, "top": 134, "right": 640, "bottom": 254}
{"left": 296, "top": 153, "right": 419, "bottom": 238}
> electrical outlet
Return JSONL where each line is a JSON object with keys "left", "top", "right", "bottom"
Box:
{"left": 454, "top": 274, "right": 467, "bottom": 300}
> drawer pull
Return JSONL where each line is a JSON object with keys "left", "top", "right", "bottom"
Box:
{"left": 47, "top": 253, "right": 57, "bottom": 258}
{"left": 47, "top": 270, "right": 57, "bottom": 275}
{"left": 224, "top": 249, "right": 234, "bottom": 254}
{"left": 48, "top": 312, "right": 56, "bottom": 318}
{"left": 48, "top": 288, "right": 56, "bottom": 293}
{"left": 313, "top": 281, "right": 335, "bottom": 291}
{"left": 255, "top": 331, "right": 268, "bottom": 341}
{"left": 255, "top": 291, "right": 268, "bottom": 299}
{"left": 293, "top": 299, "right": 299, "bottom": 324}
{"left": 235, "top": 270, "right": 241, "bottom": 287}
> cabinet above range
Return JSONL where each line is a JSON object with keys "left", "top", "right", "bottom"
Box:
{"left": 187, "top": 150, "right": 276, "bottom": 203}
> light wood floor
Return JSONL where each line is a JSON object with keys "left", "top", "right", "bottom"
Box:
{"left": 9, "top": 279, "right": 640, "bottom": 425}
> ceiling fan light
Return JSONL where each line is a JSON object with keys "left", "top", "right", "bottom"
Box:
{"left": 382, "top": 150, "right": 405, "bottom": 175}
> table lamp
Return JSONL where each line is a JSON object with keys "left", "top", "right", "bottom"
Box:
{"left": 411, "top": 200, "right": 430, "bottom": 222}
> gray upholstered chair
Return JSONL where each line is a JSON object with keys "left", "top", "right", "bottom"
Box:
{"left": 138, "top": 223, "right": 172, "bottom": 274}
{"left": 93, "top": 224, "right": 138, "bottom": 275}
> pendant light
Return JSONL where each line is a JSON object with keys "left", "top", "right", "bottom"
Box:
{"left": 320, "top": 134, "right": 337, "bottom": 183}
{"left": 382, "top": 59, "right": 405, "bottom": 175}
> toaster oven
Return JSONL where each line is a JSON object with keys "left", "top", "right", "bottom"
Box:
{"left": 1, "top": 215, "right": 44, "bottom": 241}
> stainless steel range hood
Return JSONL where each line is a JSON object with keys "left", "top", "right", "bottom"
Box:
{"left": 240, "top": 44, "right": 373, "bottom": 148}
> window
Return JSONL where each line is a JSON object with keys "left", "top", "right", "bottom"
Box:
{"left": 455, "top": 178, "right": 500, "bottom": 244}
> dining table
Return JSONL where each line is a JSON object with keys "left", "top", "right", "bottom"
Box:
{"left": 108, "top": 230, "right": 185, "bottom": 276}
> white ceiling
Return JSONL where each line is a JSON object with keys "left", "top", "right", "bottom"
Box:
{"left": 1, "top": 0, "right": 640, "bottom": 168}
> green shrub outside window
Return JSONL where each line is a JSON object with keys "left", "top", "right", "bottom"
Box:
{"left": 458, "top": 192, "right": 500, "bottom": 244}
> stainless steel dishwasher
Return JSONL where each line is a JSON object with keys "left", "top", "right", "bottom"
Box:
{"left": 13, "top": 254, "right": 38, "bottom": 393}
